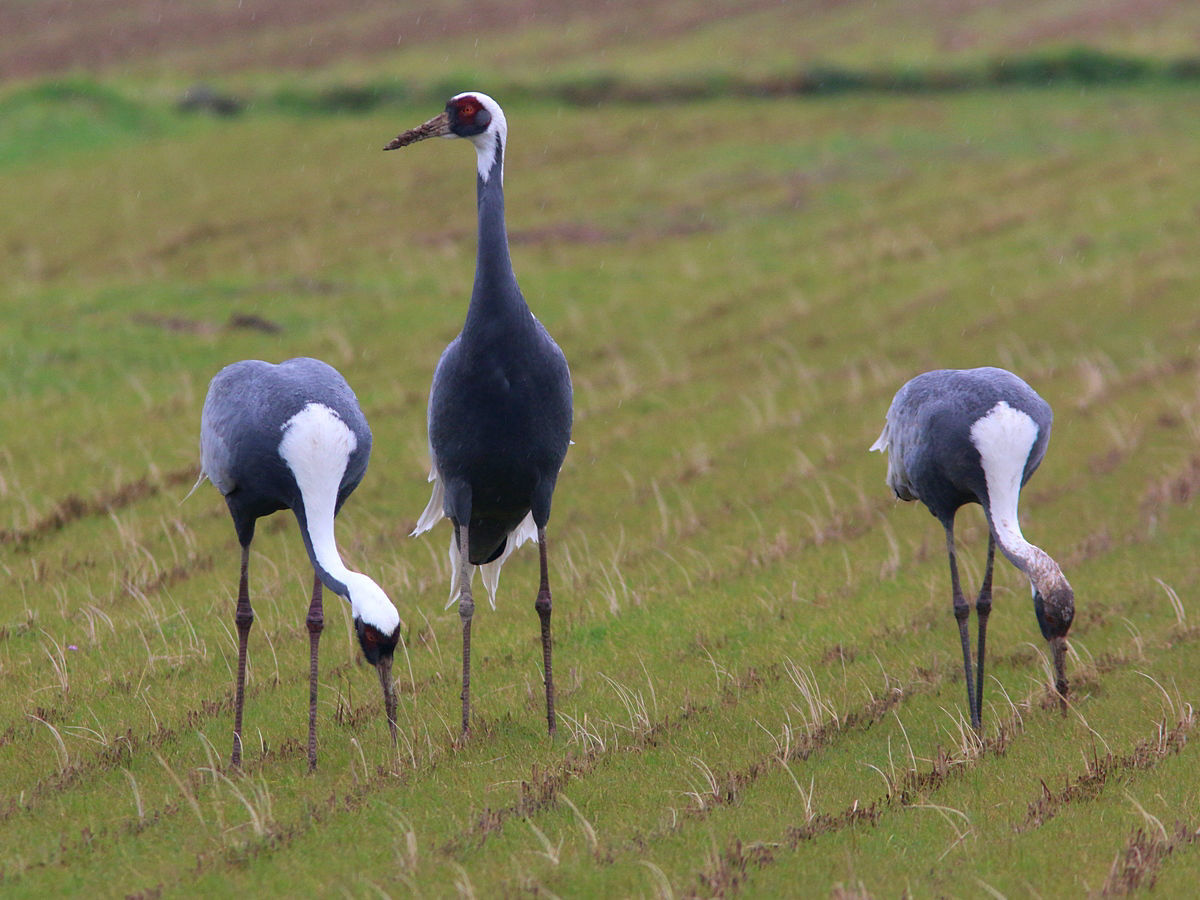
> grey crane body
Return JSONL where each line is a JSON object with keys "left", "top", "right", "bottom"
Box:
{"left": 200, "top": 357, "right": 399, "bottom": 769}
{"left": 203, "top": 358, "right": 370, "bottom": 566}
{"left": 387, "top": 92, "right": 572, "bottom": 737}
{"left": 880, "top": 367, "right": 1050, "bottom": 534}
{"left": 430, "top": 313, "right": 572, "bottom": 565}
{"left": 872, "top": 367, "right": 1073, "bottom": 730}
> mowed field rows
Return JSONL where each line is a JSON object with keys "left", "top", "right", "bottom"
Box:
{"left": 2, "top": 85, "right": 1200, "bottom": 896}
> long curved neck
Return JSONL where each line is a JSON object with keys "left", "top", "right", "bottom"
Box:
{"left": 985, "top": 479, "right": 1068, "bottom": 594}
{"left": 972, "top": 399, "right": 1067, "bottom": 593}
{"left": 278, "top": 403, "right": 359, "bottom": 599}
{"left": 278, "top": 403, "right": 398, "bottom": 634}
{"left": 294, "top": 493, "right": 399, "bottom": 633}
{"left": 467, "top": 133, "right": 525, "bottom": 330}
{"left": 989, "top": 510, "right": 1065, "bottom": 590}
{"left": 295, "top": 494, "right": 354, "bottom": 598}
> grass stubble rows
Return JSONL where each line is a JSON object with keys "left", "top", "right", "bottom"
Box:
{"left": 2, "top": 83, "right": 1200, "bottom": 896}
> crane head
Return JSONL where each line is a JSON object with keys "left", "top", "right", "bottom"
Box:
{"left": 354, "top": 618, "right": 400, "bottom": 665}
{"left": 384, "top": 92, "right": 504, "bottom": 150}
{"left": 354, "top": 617, "right": 401, "bottom": 750}
{"left": 343, "top": 571, "right": 401, "bottom": 664}
{"left": 385, "top": 92, "right": 509, "bottom": 185}
{"left": 1033, "top": 582, "right": 1074, "bottom": 703}
{"left": 1032, "top": 583, "right": 1074, "bottom": 641}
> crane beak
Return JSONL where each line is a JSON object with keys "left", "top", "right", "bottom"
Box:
{"left": 377, "top": 655, "right": 398, "bottom": 749}
{"left": 1050, "top": 635, "right": 1069, "bottom": 713}
{"left": 383, "top": 112, "right": 451, "bottom": 150}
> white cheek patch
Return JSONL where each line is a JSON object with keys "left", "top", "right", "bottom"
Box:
{"left": 970, "top": 401, "right": 1038, "bottom": 547}
{"left": 474, "top": 132, "right": 501, "bottom": 183}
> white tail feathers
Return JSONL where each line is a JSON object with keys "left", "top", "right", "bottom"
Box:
{"left": 444, "top": 511, "right": 538, "bottom": 610}
{"left": 411, "top": 465, "right": 445, "bottom": 537}
{"left": 414, "top": 464, "right": 539, "bottom": 609}
{"left": 869, "top": 420, "right": 890, "bottom": 453}
{"left": 180, "top": 470, "right": 208, "bottom": 505}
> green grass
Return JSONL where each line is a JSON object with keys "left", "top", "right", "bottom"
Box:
{"left": 3, "top": 38, "right": 1200, "bottom": 900}
{"left": 0, "top": 80, "right": 167, "bottom": 168}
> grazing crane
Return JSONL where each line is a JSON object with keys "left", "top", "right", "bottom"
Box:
{"left": 198, "top": 357, "right": 401, "bottom": 770}
{"left": 384, "top": 92, "right": 572, "bottom": 738}
{"left": 870, "top": 367, "right": 1074, "bottom": 730}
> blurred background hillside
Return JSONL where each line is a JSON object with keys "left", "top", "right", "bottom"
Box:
{"left": 5, "top": 0, "right": 1200, "bottom": 86}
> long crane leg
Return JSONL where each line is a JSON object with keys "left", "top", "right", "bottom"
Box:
{"left": 305, "top": 571, "right": 324, "bottom": 771}
{"left": 456, "top": 523, "right": 475, "bottom": 737}
{"left": 973, "top": 534, "right": 996, "bottom": 731}
{"left": 944, "top": 522, "right": 978, "bottom": 732}
{"left": 535, "top": 528, "right": 556, "bottom": 737}
{"left": 232, "top": 543, "right": 255, "bottom": 768}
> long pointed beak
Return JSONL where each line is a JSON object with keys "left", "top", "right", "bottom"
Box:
{"left": 1050, "top": 636, "right": 1069, "bottom": 712}
{"left": 384, "top": 111, "right": 451, "bottom": 150}
{"left": 377, "top": 656, "right": 398, "bottom": 748}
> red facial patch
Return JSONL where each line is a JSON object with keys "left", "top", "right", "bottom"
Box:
{"left": 454, "top": 97, "right": 480, "bottom": 122}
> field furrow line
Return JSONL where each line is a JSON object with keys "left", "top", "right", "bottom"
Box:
{"left": 670, "top": 693, "right": 1040, "bottom": 895}
{"left": 1016, "top": 704, "right": 1196, "bottom": 834}
{"left": 0, "top": 651, "right": 401, "bottom": 826}
{"left": 1101, "top": 819, "right": 1200, "bottom": 895}
{"left": 1, "top": 465, "right": 197, "bottom": 549}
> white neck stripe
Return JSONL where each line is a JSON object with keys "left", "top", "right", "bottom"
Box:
{"left": 475, "top": 131, "right": 501, "bottom": 183}
{"left": 969, "top": 400, "right": 1064, "bottom": 592}
{"left": 279, "top": 403, "right": 356, "bottom": 591}
{"left": 971, "top": 401, "right": 1037, "bottom": 555}
{"left": 278, "top": 404, "right": 399, "bottom": 633}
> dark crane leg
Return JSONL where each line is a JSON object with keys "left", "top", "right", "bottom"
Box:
{"left": 973, "top": 534, "right": 996, "bottom": 731}
{"left": 232, "top": 543, "right": 255, "bottom": 768}
{"left": 305, "top": 571, "right": 324, "bottom": 772}
{"left": 943, "top": 522, "right": 978, "bottom": 732}
{"left": 536, "top": 528, "right": 556, "bottom": 737}
{"left": 456, "top": 522, "right": 475, "bottom": 737}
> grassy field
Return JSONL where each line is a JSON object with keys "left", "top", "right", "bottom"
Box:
{"left": 3, "top": 4, "right": 1200, "bottom": 897}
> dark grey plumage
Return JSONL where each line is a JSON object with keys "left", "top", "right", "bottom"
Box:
{"left": 202, "top": 359, "right": 367, "bottom": 548}
{"left": 199, "top": 356, "right": 400, "bottom": 769}
{"left": 387, "top": 92, "right": 572, "bottom": 737}
{"left": 872, "top": 366, "right": 1074, "bottom": 730}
